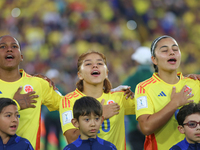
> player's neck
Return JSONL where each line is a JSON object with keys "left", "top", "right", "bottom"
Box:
{"left": 82, "top": 83, "right": 104, "bottom": 98}
{"left": 0, "top": 133, "right": 10, "bottom": 144}
{"left": 0, "top": 68, "right": 22, "bottom": 82}
{"left": 157, "top": 71, "right": 179, "bottom": 84}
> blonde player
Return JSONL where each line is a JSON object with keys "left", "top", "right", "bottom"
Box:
{"left": 60, "top": 51, "right": 135, "bottom": 150}
{"left": 135, "top": 35, "right": 200, "bottom": 150}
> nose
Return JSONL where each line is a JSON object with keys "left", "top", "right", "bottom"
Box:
{"left": 169, "top": 49, "right": 175, "bottom": 55}
{"left": 7, "top": 46, "right": 12, "bottom": 52}
{"left": 12, "top": 116, "right": 18, "bottom": 122}
{"left": 90, "top": 119, "right": 96, "bottom": 126}
{"left": 92, "top": 64, "right": 98, "bottom": 68}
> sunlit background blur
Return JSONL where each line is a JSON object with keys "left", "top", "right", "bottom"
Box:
{"left": 1, "top": 0, "right": 200, "bottom": 149}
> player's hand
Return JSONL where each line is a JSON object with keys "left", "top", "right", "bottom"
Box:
{"left": 33, "top": 74, "right": 58, "bottom": 90}
{"left": 170, "top": 86, "right": 194, "bottom": 108}
{"left": 111, "top": 85, "right": 134, "bottom": 99}
{"left": 13, "top": 86, "right": 38, "bottom": 110}
{"left": 101, "top": 99, "right": 120, "bottom": 119}
{"left": 122, "top": 87, "right": 134, "bottom": 99}
{"left": 186, "top": 74, "right": 200, "bottom": 80}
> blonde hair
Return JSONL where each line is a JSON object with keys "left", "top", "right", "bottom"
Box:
{"left": 76, "top": 51, "right": 112, "bottom": 93}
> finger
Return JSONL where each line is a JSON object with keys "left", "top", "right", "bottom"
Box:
{"left": 171, "top": 86, "right": 176, "bottom": 94}
{"left": 181, "top": 85, "right": 188, "bottom": 93}
{"left": 131, "top": 93, "right": 135, "bottom": 99}
{"left": 52, "top": 83, "right": 58, "bottom": 90}
{"left": 113, "top": 111, "right": 119, "bottom": 115}
{"left": 126, "top": 93, "right": 131, "bottom": 99}
{"left": 116, "top": 105, "right": 120, "bottom": 110}
{"left": 191, "top": 75, "right": 197, "bottom": 80}
{"left": 26, "top": 91, "right": 36, "bottom": 96}
{"left": 187, "top": 100, "right": 194, "bottom": 103}
{"left": 49, "top": 82, "right": 53, "bottom": 87}
{"left": 16, "top": 86, "right": 23, "bottom": 94}
{"left": 183, "top": 86, "right": 191, "bottom": 95}
{"left": 101, "top": 99, "right": 105, "bottom": 105}
{"left": 29, "top": 100, "right": 38, "bottom": 104}
{"left": 186, "top": 93, "right": 194, "bottom": 99}
{"left": 28, "top": 104, "right": 36, "bottom": 108}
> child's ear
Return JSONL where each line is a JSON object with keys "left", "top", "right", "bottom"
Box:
{"left": 178, "top": 125, "right": 185, "bottom": 134}
{"left": 101, "top": 116, "right": 104, "bottom": 124}
{"left": 71, "top": 118, "right": 79, "bottom": 128}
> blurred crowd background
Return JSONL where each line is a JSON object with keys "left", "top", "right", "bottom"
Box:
{"left": 1, "top": 0, "right": 200, "bottom": 149}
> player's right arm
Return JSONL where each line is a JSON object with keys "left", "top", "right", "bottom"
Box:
{"left": 60, "top": 95, "right": 80, "bottom": 144}
{"left": 136, "top": 85, "right": 193, "bottom": 135}
{"left": 64, "top": 129, "right": 80, "bottom": 144}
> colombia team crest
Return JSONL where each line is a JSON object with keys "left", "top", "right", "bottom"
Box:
{"left": 24, "top": 85, "right": 33, "bottom": 93}
{"left": 107, "top": 100, "right": 115, "bottom": 104}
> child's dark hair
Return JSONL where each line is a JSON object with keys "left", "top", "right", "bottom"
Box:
{"left": 0, "top": 98, "right": 17, "bottom": 113}
{"left": 177, "top": 103, "right": 200, "bottom": 126}
{"left": 73, "top": 96, "right": 103, "bottom": 120}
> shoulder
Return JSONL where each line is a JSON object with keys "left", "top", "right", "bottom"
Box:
{"left": 137, "top": 75, "right": 157, "bottom": 88}
{"left": 103, "top": 141, "right": 117, "bottom": 150}
{"left": 63, "top": 89, "right": 84, "bottom": 100}
{"left": 14, "top": 135, "right": 34, "bottom": 149}
{"left": 63, "top": 143, "right": 77, "bottom": 150}
{"left": 97, "top": 137, "right": 117, "bottom": 150}
{"left": 170, "top": 145, "right": 182, "bottom": 150}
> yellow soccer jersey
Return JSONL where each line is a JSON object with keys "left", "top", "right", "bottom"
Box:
{"left": 135, "top": 72, "right": 200, "bottom": 150}
{"left": 60, "top": 88, "right": 135, "bottom": 150}
{"left": 0, "top": 69, "right": 63, "bottom": 150}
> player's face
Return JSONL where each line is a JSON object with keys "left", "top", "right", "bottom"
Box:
{"left": 181, "top": 113, "right": 200, "bottom": 143}
{"left": 78, "top": 113, "right": 103, "bottom": 139}
{"left": 0, "top": 105, "right": 19, "bottom": 137}
{"left": 0, "top": 35, "right": 23, "bottom": 70}
{"left": 151, "top": 37, "right": 181, "bottom": 73}
{"left": 78, "top": 53, "right": 108, "bottom": 86}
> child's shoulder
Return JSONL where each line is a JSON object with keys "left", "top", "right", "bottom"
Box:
{"left": 12, "top": 135, "right": 34, "bottom": 150}
{"left": 97, "top": 136, "right": 117, "bottom": 150}
{"left": 63, "top": 143, "right": 77, "bottom": 150}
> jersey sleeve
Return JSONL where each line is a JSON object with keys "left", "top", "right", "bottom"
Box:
{"left": 59, "top": 96, "right": 76, "bottom": 134}
{"left": 135, "top": 83, "right": 154, "bottom": 119}
{"left": 122, "top": 95, "right": 135, "bottom": 115}
{"left": 39, "top": 78, "right": 63, "bottom": 111}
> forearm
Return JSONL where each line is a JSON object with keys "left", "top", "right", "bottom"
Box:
{"left": 64, "top": 129, "right": 80, "bottom": 144}
{"left": 138, "top": 101, "right": 178, "bottom": 135}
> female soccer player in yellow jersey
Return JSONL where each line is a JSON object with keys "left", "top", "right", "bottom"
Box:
{"left": 135, "top": 35, "right": 200, "bottom": 150}
{"left": 0, "top": 35, "right": 63, "bottom": 150}
{"left": 59, "top": 51, "right": 135, "bottom": 150}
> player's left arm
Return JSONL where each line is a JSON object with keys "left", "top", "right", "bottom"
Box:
{"left": 122, "top": 93, "right": 135, "bottom": 115}
{"left": 33, "top": 74, "right": 58, "bottom": 90}
{"left": 40, "top": 78, "right": 63, "bottom": 111}
{"left": 111, "top": 85, "right": 134, "bottom": 99}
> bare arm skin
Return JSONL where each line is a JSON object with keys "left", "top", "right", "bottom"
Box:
{"left": 64, "top": 129, "right": 80, "bottom": 144}
{"left": 138, "top": 86, "right": 194, "bottom": 135}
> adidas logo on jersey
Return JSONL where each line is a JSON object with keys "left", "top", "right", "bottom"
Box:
{"left": 158, "top": 91, "right": 166, "bottom": 97}
{"left": 0, "top": 91, "right": 2, "bottom": 94}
